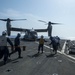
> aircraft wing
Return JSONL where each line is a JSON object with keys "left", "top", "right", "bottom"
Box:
{"left": 11, "top": 27, "right": 29, "bottom": 32}
{"left": 34, "top": 29, "right": 47, "bottom": 32}
{"left": 11, "top": 27, "right": 47, "bottom": 32}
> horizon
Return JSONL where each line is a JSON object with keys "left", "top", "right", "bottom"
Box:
{"left": 5, "top": 35, "right": 75, "bottom": 41}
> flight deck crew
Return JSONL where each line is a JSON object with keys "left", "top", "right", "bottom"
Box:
{"left": 38, "top": 35, "right": 45, "bottom": 53}
{"left": 49, "top": 36, "right": 60, "bottom": 54}
{"left": 0, "top": 31, "right": 13, "bottom": 64}
{"left": 14, "top": 33, "right": 23, "bottom": 58}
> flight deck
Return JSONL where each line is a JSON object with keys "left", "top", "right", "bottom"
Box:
{"left": 0, "top": 39, "right": 75, "bottom": 75}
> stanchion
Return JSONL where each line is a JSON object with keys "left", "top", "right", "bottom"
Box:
{"left": 23, "top": 46, "right": 26, "bottom": 51}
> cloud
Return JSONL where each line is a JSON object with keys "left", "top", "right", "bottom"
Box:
{"left": 0, "top": 9, "right": 45, "bottom": 24}
{"left": 0, "top": 9, "right": 48, "bottom": 27}
{"left": 0, "top": 9, "right": 22, "bottom": 18}
{"left": 0, "top": 9, "right": 46, "bottom": 20}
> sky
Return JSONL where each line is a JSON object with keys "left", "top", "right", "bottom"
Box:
{"left": 0, "top": 0, "right": 75, "bottom": 40}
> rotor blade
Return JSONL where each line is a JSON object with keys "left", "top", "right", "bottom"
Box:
{"left": 38, "top": 20, "right": 47, "bottom": 23}
{"left": 10, "top": 19, "right": 27, "bottom": 21}
{"left": 0, "top": 19, "right": 7, "bottom": 21}
{"left": 51, "top": 22, "right": 61, "bottom": 25}
{"left": 0, "top": 19, "right": 27, "bottom": 21}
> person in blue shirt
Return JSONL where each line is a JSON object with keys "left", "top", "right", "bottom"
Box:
{"left": 14, "top": 33, "right": 23, "bottom": 58}
{"left": 49, "top": 36, "right": 60, "bottom": 54}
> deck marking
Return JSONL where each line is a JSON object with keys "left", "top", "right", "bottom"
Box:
{"left": 67, "top": 58, "right": 75, "bottom": 64}
{"left": 35, "top": 42, "right": 75, "bottom": 62}
{"left": 61, "top": 41, "right": 66, "bottom": 53}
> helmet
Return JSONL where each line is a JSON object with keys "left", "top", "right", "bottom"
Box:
{"left": 50, "top": 36, "right": 54, "bottom": 41}
{"left": 2, "top": 31, "right": 7, "bottom": 35}
{"left": 41, "top": 35, "right": 43, "bottom": 38}
{"left": 17, "top": 33, "right": 21, "bottom": 37}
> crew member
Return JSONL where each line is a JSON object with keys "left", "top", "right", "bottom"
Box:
{"left": 49, "top": 36, "right": 60, "bottom": 54}
{"left": 38, "top": 35, "right": 45, "bottom": 53}
{"left": 14, "top": 33, "right": 23, "bottom": 58}
{"left": 0, "top": 31, "right": 13, "bottom": 64}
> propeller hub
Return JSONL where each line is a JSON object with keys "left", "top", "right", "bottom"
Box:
{"left": 48, "top": 21, "right": 51, "bottom": 25}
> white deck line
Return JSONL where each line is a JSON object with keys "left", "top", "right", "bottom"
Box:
{"left": 35, "top": 42, "right": 75, "bottom": 61}
{"left": 61, "top": 41, "right": 67, "bottom": 53}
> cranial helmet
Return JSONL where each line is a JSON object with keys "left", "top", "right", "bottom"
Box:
{"left": 41, "top": 35, "right": 43, "bottom": 38}
{"left": 17, "top": 33, "right": 21, "bottom": 37}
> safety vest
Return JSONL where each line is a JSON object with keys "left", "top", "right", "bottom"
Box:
{"left": 39, "top": 38, "right": 44, "bottom": 44}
